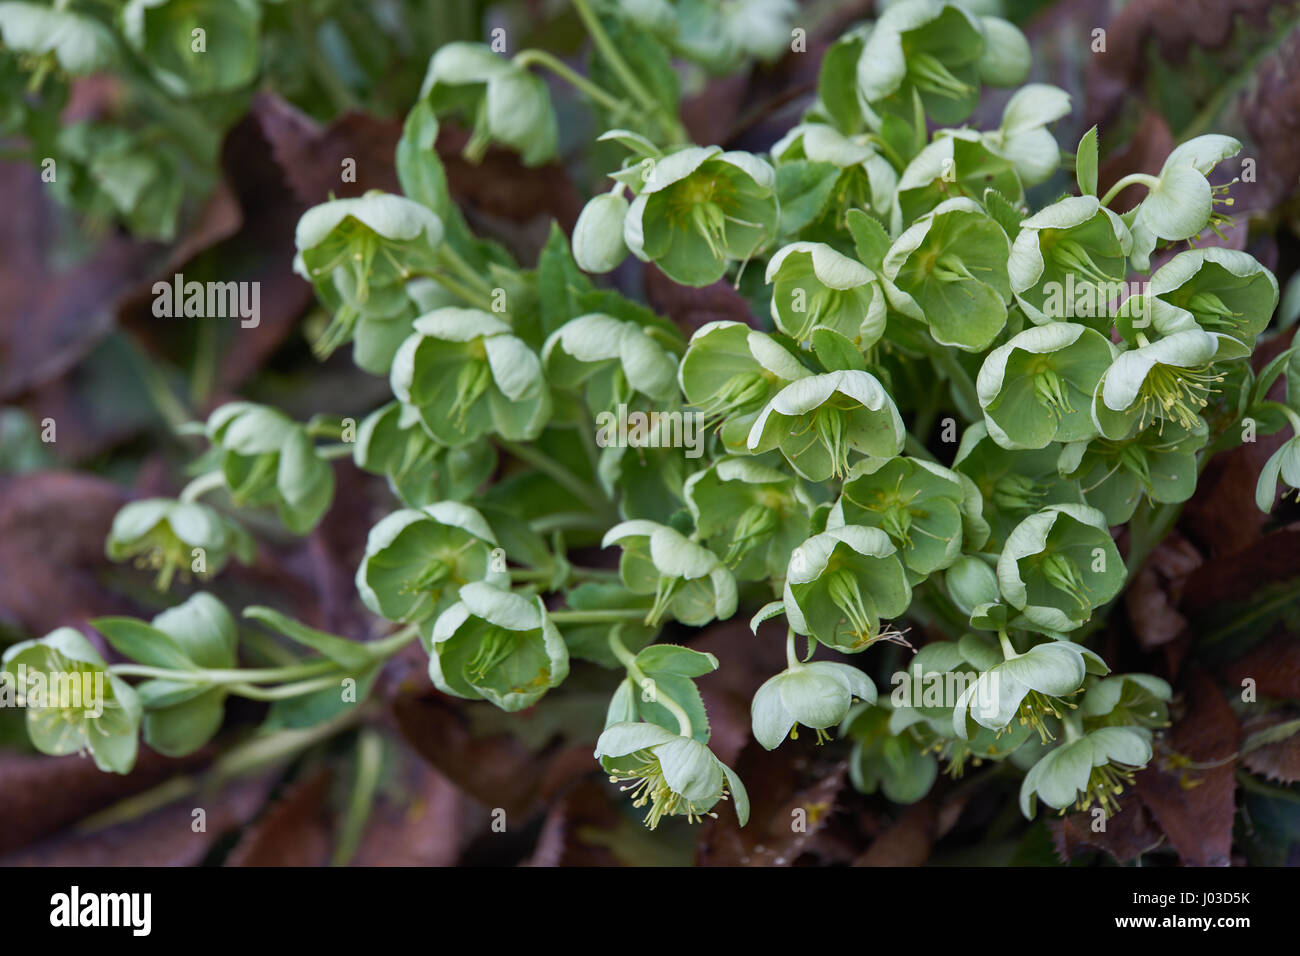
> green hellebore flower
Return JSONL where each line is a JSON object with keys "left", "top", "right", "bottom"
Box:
{"left": 679, "top": 320, "right": 811, "bottom": 451}
{"left": 747, "top": 370, "right": 906, "bottom": 481}
{"left": 1059, "top": 418, "right": 1208, "bottom": 525}
{"left": 856, "top": 0, "right": 988, "bottom": 125}
{"left": 783, "top": 526, "right": 912, "bottom": 653}
{"left": 1019, "top": 725, "right": 1152, "bottom": 818}
{"left": 391, "top": 308, "right": 551, "bottom": 446}
{"left": 1256, "top": 432, "right": 1300, "bottom": 512}
{"left": 953, "top": 421, "right": 1083, "bottom": 548}
{"left": 1081, "top": 673, "right": 1171, "bottom": 730}
{"left": 1007, "top": 195, "right": 1132, "bottom": 327}
{"left": 976, "top": 15, "right": 1031, "bottom": 88}
{"left": 945, "top": 556, "right": 1000, "bottom": 617}
{"left": 418, "top": 41, "right": 558, "bottom": 166}
{"left": 765, "top": 242, "right": 886, "bottom": 347}
{"left": 891, "top": 131, "right": 1023, "bottom": 233}
{"left": 667, "top": 0, "right": 797, "bottom": 70}
{"left": 122, "top": 0, "right": 260, "bottom": 97}
{"left": 1091, "top": 329, "right": 1227, "bottom": 441}
{"left": 769, "top": 123, "right": 899, "bottom": 221}
{"left": 980, "top": 83, "right": 1071, "bottom": 187}
{"left": 883, "top": 198, "right": 1012, "bottom": 352}
{"left": 94, "top": 593, "right": 238, "bottom": 758}
{"left": 294, "top": 192, "right": 444, "bottom": 359}
{"left": 0, "top": 2, "right": 116, "bottom": 76}
{"left": 2, "top": 628, "right": 141, "bottom": 774}
{"left": 205, "top": 403, "right": 335, "bottom": 535}
{"left": 997, "top": 503, "right": 1124, "bottom": 633}
{"left": 542, "top": 312, "right": 679, "bottom": 410}
{"left": 683, "top": 457, "right": 812, "bottom": 581}
{"left": 977, "top": 323, "right": 1114, "bottom": 450}
{"left": 752, "top": 660, "right": 876, "bottom": 749}
{"left": 572, "top": 192, "right": 631, "bottom": 274}
{"left": 624, "top": 146, "right": 778, "bottom": 287}
{"left": 356, "top": 501, "right": 506, "bottom": 626}
{"left": 602, "top": 520, "right": 738, "bottom": 628}
{"left": 106, "top": 498, "right": 254, "bottom": 591}
{"left": 353, "top": 401, "right": 497, "bottom": 508}
{"left": 953, "top": 639, "right": 1104, "bottom": 742}
{"left": 831, "top": 456, "right": 968, "bottom": 576}
{"left": 427, "top": 582, "right": 568, "bottom": 712}
{"left": 595, "top": 721, "right": 749, "bottom": 829}
{"left": 840, "top": 703, "right": 938, "bottom": 802}
{"left": 1147, "top": 248, "right": 1279, "bottom": 358}
{"left": 1129, "top": 134, "right": 1242, "bottom": 271}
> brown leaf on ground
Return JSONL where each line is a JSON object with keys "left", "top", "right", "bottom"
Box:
{"left": 854, "top": 799, "right": 938, "bottom": 867}
{"left": 1225, "top": 632, "right": 1300, "bottom": 700}
{"left": 1240, "top": 711, "right": 1300, "bottom": 783}
{"left": 0, "top": 472, "right": 134, "bottom": 636}
{"left": 225, "top": 766, "right": 334, "bottom": 866}
{"left": 349, "top": 751, "right": 468, "bottom": 867}
{"left": 1051, "top": 795, "right": 1165, "bottom": 863}
{"left": 1126, "top": 531, "right": 1202, "bottom": 651}
{"left": 0, "top": 775, "right": 272, "bottom": 866}
{"left": 524, "top": 778, "right": 625, "bottom": 867}
{"left": 1135, "top": 670, "right": 1239, "bottom": 866}
{"left": 692, "top": 616, "right": 787, "bottom": 765}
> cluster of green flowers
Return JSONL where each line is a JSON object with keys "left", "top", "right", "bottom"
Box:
{"left": 24, "top": 0, "right": 1300, "bottom": 833}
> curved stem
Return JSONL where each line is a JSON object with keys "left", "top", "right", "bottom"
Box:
{"left": 318, "top": 442, "right": 355, "bottom": 460}
{"left": 513, "top": 48, "right": 629, "bottom": 115}
{"left": 178, "top": 470, "right": 227, "bottom": 504}
{"left": 496, "top": 438, "right": 613, "bottom": 512}
{"left": 549, "top": 609, "right": 647, "bottom": 624}
{"left": 608, "top": 630, "right": 694, "bottom": 738}
{"left": 1100, "top": 173, "right": 1161, "bottom": 207}
{"left": 227, "top": 674, "right": 348, "bottom": 701}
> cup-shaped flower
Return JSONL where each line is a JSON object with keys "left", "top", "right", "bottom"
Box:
{"left": 1128, "top": 134, "right": 1242, "bottom": 270}
{"left": 1081, "top": 673, "right": 1171, "bottom": 730}
{"left": 0, "top": 2, "right": 117, "bottom": 76}
{"left": 1019, "top": 725, "right": 1152, "bottom": 817}
{"left": 883, "top": 198, "right": 1012, "bottom": 352}
{"left": 856, "top": 0, "right": 988, "bottom": 124}
{"left": 602, "top": 520, "right": 738, "bottom": 627}
{"left": 997, "top": 504, "right": 1123, "bottom": 632}
{"left": 679, "top": 320, "right": 811, "bottom": 451}
{"left": 353, "top": 401, "right": 497, "bottom": 508}
{"left": 356, "top": 501, "right": 505, "bottom": 627}
{"left": 542, "top": 312, "right": 678, "bottom": 410}
{"left": 572, "top": 192, "right": 630, "bottom": 274}
{"left": 1059, "top": 418, "right": 1207, "bottom": 525}
{"left": 765, "top": 242, "right": 885, "bottom": 347}
{"left": 831, "top": 456, "right": 967, "bottom": 576}
{"left": 107, "top": 498, "right": 254, "bottom": 591}
{"left": 205, "top": 403, "right": 335, "bottom": 535}
{"left": 890, "top": 131, "right": 1023, "bottom": 233}
{"left": 595, "top": 722, "right": 749, "bottom": 829}
{"left": 747, "top": 370, "right": 905, "bottom": 481}
{"left": 977, "top": 323, "right": 1113, "bottom": 450}
{"left": 417, "top": 41, "right": 557, "bottom": 165}
{"left": 752, "top": 660, "right": 876, "bottom": 749}
{"left": 953, "top": 421, "right": 1083, "bottom": 548}
{"left": 1256, "top": 431, "right": 1300, "bottom": 512}
{"left": 952, "top": 639, "right": 1102, "bottom": 742}
{"left": 122, "top": 0, "right": 259, "bottom": 96}
{"left": 2, "top": 628, "right": 141, "bottom": 774}
{"left": 391, "top": 308, "right": 551, "bottom": 446}
{"left": 684, "top": 457, "right": 812, "bottom": 581}
{"left": 1007, "top": 196, "right": 1132, "bottom": 327}
{"left": 427, "top": 582, "right": 568, "bottom": 712}
{"left": 1091, "top": 329, "right": 1226, "bottom": 440}
{"left": 624, "top": 146, "right": 778, "bottom": 287}
{"left": 980, "top": 84, "right": 1071, "bottom": 187}
{"left": 783, "top": 526, "right": 912, "bottom": 653}
{"left": 1147, "top": 248, "right": 1279, "bottom": 358}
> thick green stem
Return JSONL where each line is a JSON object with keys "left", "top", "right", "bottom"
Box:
{"left": 1100, "top": 173, "right": 1161, "bottom": 207}
{"left": 608, "top": 630, "right": 694, "bottom": 738}
{"left": 513, "top": 48, "right": 629, "bottom": 115}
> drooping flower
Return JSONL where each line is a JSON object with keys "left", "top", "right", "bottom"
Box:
{"left": 1019, "top": 725, "right": 1152, "bottom": 818}
{"left": 752, "top": 660, "right": 876, "bottom": 748}
{"left": 106, "top": 498, "right": 254, "bottom": 591}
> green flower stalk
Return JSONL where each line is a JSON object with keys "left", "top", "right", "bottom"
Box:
{"left": 390, "top": 308, "right": 551, "bottom": 446}
{"left": 977, "top": 323, "right": 1114, "bottom": 450}
{"left": 783, "top": 526, "right": 912, "bottom": 653}
{"left": 1019, "top": 725, "right": 1152, "bottom": 818}
{"left": 747, "top": 370, "right": 905, "bottom": 481}
{"left": 107, "top": 498, "right": 254, "bottom": 591}
{"left": 765, "top": 241, "right": 886, "bottom": 346}
{"left": 427, "top": 582, "right": 568, "bottom": 711}
{"left": 624, "top": 145, "right": 778, "bottom": 286}
{"left": 595, "top": 721, "right": 749, "bottom": 829}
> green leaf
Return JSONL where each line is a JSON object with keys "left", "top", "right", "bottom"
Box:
{"left": 846, "top": 209, "right": 890, "bottom": 270}
{"left": 242, "top": 607, "right": 374, "bottom": 671}
{"left": 1076, "top": 125, "right": 1099, "bottom": 196}
{"left": 92, "top": 617, "right": 196, "bottom": 670}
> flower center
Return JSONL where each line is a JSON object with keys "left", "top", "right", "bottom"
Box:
{"left": 1074, "top": 761, "right": 1138, "bottom": 817}
{"left": 449, "top": 359, "right": 493, "bottom": 429}
{"left": 1040, "top": 553, "right": 1093, "bottom": 614}
{"left": 906, "top": 51, "right": 971, "bottom": 100}
{"left": 608, "top": 750, "right": 723, "bottom": 829}
{"left": 1135, "top": 362, "right": 1222, "bottom": 432}
{"left": 992, "top": 474, "right": 1046, "bottom": 511}
{"left": 1033, "top": 367, "right": 1074, "bottom": 420}
{"left": 724, "top": 503, "right": 779, "bottom": 567}
{"left": 466, "top": 627, "right": 520, "bottom": 683}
